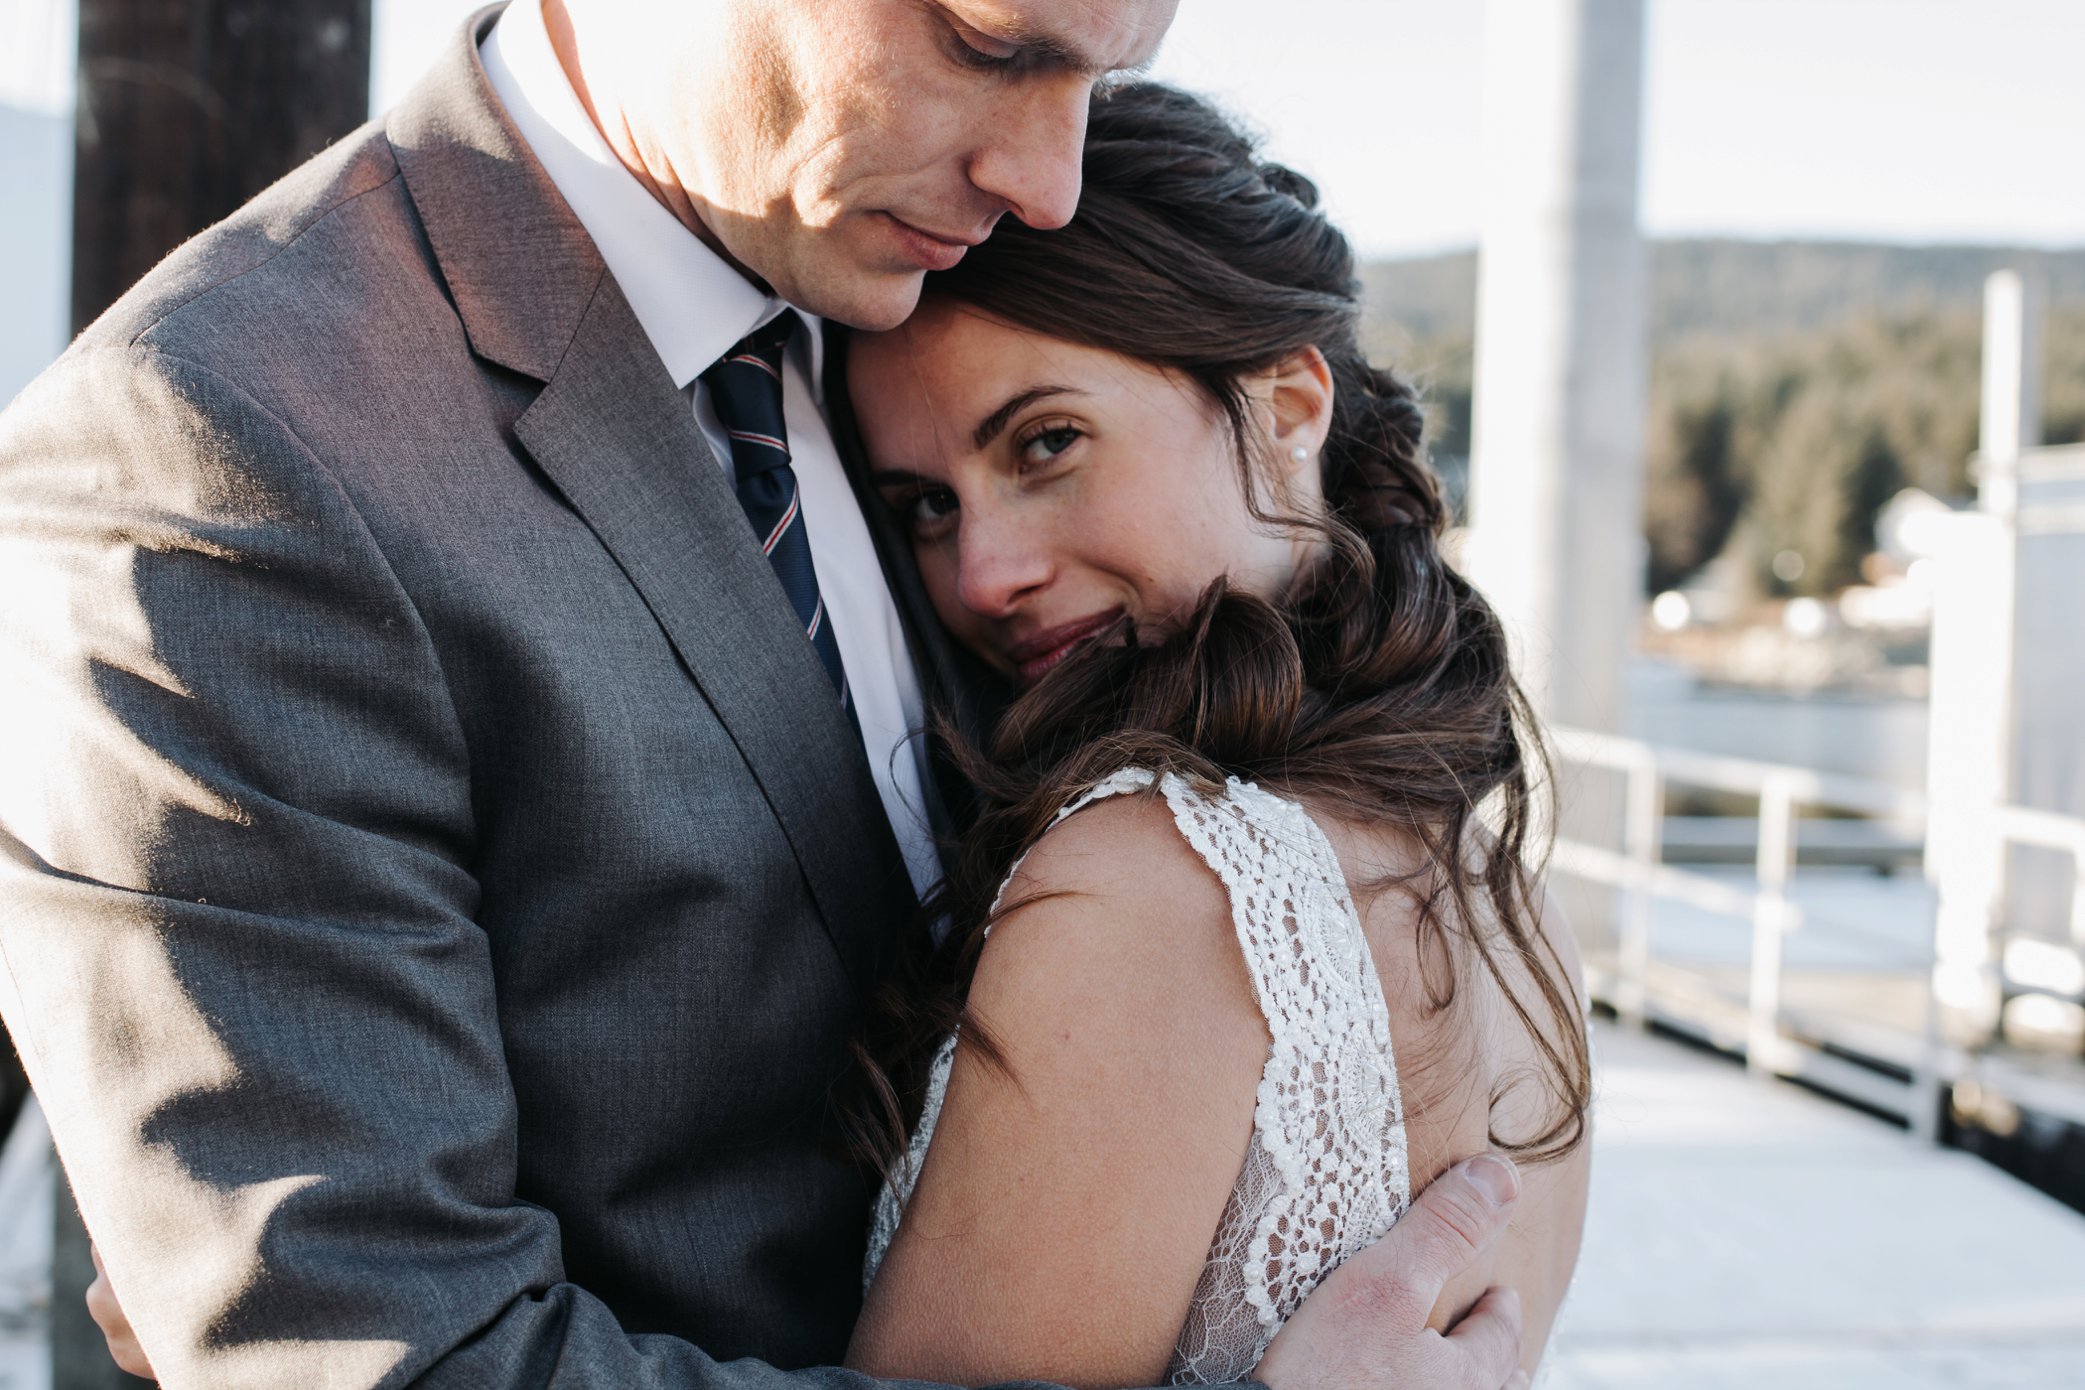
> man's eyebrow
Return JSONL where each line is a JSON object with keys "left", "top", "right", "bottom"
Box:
{"left": 1008, "top": 30, "right": 1114, "bottom": 79}
{"left": 955, "top": 5, "right": 1148, "bottom": 79}
{"left": 973, "top": 385, "right": 1085, "bottom": 450}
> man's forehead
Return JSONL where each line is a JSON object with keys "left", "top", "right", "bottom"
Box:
{"left": 959, "top": 0, "right": 1179, "bottom": 75}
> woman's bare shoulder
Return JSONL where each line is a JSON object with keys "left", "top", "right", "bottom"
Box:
{"left": 994, "top": 788, "right": 1214, "bottom": 914}
{"left": 975, "top": 787, "right": 1261, "bottom": 1050}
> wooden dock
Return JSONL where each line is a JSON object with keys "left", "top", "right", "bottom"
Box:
{"left": 1549, "top": 1021, "right": 2085, "bottom": 1389}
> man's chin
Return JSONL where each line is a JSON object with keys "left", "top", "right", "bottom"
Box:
{"left": 807, "top": 268, "right": 928, "bottom": 334}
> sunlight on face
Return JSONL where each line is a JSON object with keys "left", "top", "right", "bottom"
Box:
{"left": 850, "top": 298, "right": 1319, "bottom": 686}
{"left": 621, "top": 0, "right": 1177, "bottom": 330}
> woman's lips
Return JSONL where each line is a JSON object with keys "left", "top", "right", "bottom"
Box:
{"left": 882, "top": 214, "right": 976, "bottom": 272}
{"left": 1006, "top": 612, "right": 1122, "bottom": 686}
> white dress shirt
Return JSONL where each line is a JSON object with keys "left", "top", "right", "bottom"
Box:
{"left": 482, "top": 0, "right": 941, "bottom": 899}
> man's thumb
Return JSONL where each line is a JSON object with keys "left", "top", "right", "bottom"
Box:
{"left": 1387, "top": 1152, "right": 1522, "bottom": 1305}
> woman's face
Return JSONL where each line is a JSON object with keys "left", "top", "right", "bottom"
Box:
{"left": 849, "top": 298, "right": 1331, "bottom": 686}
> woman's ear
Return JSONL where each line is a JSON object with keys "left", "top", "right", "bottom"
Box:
{"left": 1262, "top": 345, "right": 1336, "bottom": 481}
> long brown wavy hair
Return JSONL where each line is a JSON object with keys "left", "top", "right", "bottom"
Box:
{"left": 840, "top": 82, "right": 1589, "bottom": 1178}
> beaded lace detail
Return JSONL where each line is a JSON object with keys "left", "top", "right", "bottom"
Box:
{"left": 863, "top": 768, "right": 1410, "bottom": 1383}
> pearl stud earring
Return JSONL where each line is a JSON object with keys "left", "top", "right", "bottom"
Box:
{"left": 1291, "top": 446, "right": 1310, "bottom": 464}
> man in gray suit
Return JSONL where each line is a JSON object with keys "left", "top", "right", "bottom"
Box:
{"left": 0, "top": 2, "right": 1532, "bottom": 1386}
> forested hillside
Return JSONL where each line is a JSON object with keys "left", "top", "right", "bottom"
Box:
{"left": 1362, "top": 241, "right": 2085, "bottom": 599}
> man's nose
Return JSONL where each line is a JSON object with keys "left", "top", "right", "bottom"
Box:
{"left": 967, "top": 78, "right": 1089, "bottom": 231}
{"left": 954, "top": 508, "right": 1053, "bottom": 619}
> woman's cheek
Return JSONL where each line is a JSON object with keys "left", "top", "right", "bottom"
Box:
{"left": 919, "top": 547, "right": 967, "bottom": 633}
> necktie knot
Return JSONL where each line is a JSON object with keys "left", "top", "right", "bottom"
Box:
{"left": 705, "top": 311, "right": 799, "bottom": 480}
{"left": 743, "top": 311, "right": 796, "bottom": 363}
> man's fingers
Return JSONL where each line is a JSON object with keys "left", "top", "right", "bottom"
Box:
{"left": 1442, "top": 1284, "right": 1524, "bottom": 1388}
{"left": 1504, "top": 1372, "right": 1533, "bottom": 1390}
{"left": 1354, "top": 1152, "right": 1522, "bottom": 1319}
{"left": 1253, "top": 1153, "right": 1527, "bottom": 1390}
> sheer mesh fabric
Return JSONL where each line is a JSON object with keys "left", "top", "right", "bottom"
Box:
{"left": 864, "top": 769, "right": 1410, "bottom": 1383}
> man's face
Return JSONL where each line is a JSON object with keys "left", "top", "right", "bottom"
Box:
{"left": 650, "top": 0, "right": 1177, "bottom": 330}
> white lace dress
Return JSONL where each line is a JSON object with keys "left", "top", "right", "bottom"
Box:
{"left": 862, "top": 767, "right": 1411, "bottom": 1384}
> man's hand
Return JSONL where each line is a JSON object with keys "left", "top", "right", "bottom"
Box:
{"left": 87, "top": 1242, "right": 156, "bottom": 1382}
{"left": 1255, "top": 1153, "right": 1530, "bottom": 1390}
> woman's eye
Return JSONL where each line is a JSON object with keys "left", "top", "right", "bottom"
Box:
{"left": 1020, "top": 426, "right": 1082, "bottom": 465}
{"left": 907, "top": 487, "right": 960, "bottom": 531}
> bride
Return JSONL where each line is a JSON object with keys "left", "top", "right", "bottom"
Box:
{"left": 837, "top": 82, "right": 1591, "bottom": 1386}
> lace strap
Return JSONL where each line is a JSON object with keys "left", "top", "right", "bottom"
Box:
{"left": 1149, "top": 772, "right": 1411, "bottom": 1353}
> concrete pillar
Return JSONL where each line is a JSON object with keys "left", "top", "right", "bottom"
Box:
{"left": 1464, "top": 0, "right": 1651, "bottom": 739}
{"left": 1979, "top": 271, "right": 2045, "bottom": 503}
{"left": 1923, "top": 507, "right": 2016, "bottom": 1044}
{"left": 1464, "top": 0, "right": 1649, "bottom": 965}
{"left": 1924, "top": 271, "right": 2044, "bottom": 1044}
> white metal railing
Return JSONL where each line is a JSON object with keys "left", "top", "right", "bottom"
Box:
{"left": 0, "top": 1098, "right": 50, "bottom": 1323}
{"left": 1992, "top": 804, "right": 2085, "bottom": 949}
{"left": 1548, "top": 725, "right": 2085, "bottom": 1142}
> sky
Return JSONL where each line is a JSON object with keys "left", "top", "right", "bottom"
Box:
{"left": 366, "top": 0, "right": 2085, "bottom": 257}
{"left": 5, "top": 0, "right": 2083, "bottom": 258}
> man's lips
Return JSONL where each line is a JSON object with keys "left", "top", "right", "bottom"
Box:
{"left": 1005, "top": 612, "right": 1122, "bottom": 685}
{"left": 881, "top": 214, "right": 982, "bottom": 272}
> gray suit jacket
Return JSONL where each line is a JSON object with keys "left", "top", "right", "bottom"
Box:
{"left": 0, "top": 11, "right": 1120, "bottom": 1389}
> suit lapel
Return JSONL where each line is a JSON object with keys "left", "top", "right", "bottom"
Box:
{"left": 386, "top": 7, "right": 908, "bottom": 985}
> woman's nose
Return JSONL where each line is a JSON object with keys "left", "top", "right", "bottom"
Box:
{"left": 954, "top": 510, "right": 1054, "bottom": 618}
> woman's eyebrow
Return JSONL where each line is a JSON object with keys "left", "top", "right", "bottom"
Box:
{"left": 868, "top": 465, "right": 932, "bottom": 488}
{"left": 973, "top": 385, "right": 1086, "bottom": 450}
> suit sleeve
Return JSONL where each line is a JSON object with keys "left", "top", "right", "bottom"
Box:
{"left": 0, "top": 344, "right": 1258, "bottom": 1390}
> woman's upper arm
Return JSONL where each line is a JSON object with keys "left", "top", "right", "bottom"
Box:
{"left": 848, "top": 794, "right": 1270, "bottom": 1387}
{"left": 1394, "top": 881, "right": 1592, "bottom": 1371}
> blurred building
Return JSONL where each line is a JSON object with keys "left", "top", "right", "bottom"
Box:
{"left": 0, "top": 1, "right": 72, "bottom": 407}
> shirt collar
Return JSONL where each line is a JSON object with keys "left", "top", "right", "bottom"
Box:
{"left": 480, "top": 0, "right": 825, "bottom": 393}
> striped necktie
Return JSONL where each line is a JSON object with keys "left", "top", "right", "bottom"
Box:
{"left": 702, "top": 311, "right": 853, "bottom": 717}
